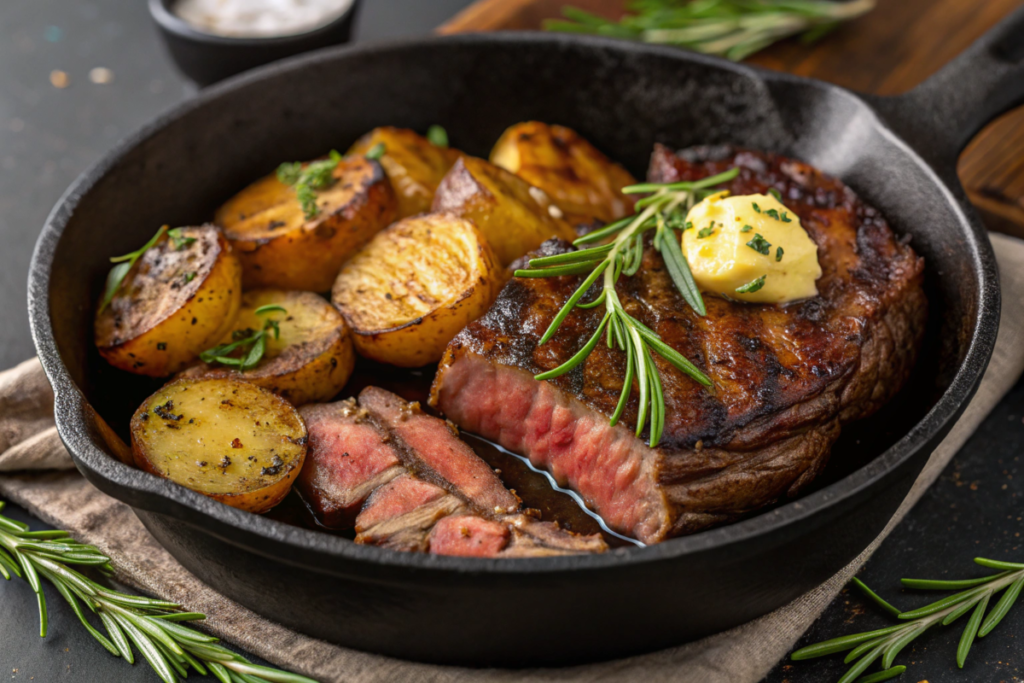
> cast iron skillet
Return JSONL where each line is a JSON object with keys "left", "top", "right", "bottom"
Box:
{"left": 28, "top": 10, "right": 1024, "bottom": 667}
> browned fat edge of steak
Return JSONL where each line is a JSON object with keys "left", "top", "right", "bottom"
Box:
{"left": 431, "top": 145, "right": 927, "bottom": 544}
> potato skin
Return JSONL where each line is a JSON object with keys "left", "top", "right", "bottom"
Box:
{"left": 431, "top": 156, "right": 576, "bottom": 267}
{"left": 490, "top": 121, "right": 637, "bottom": 227}
{"left": 347, "top": 127, "right": 462, "bottom": 219}
{"left": 332, "top": 212, "right": 502, "bottom": 367}
{"left": 94, "top": 226, "right": 242, "bottom": 377}
{"left": 130, "top": 378, "right": 307, "bottom": 514}
{"left": 177, "top": 289, "right": 355, "bottom": 405}
{"left": 217, "top": 155, "right": 397, "bottom": 292}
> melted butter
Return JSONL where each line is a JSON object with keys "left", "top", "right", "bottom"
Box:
{"left": 682, "top": 192, "right": 821, "bottom": 304}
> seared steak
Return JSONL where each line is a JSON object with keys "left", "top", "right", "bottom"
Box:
{"left": 431, "top": 145, "right": 927, "bottom": 544}
{"left": 298, "top": 388, "right": 607, "bottom": 556}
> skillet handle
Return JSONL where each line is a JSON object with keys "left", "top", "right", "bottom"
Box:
{"left": 872, "top": 5, "right": 1024, "bottom": 170}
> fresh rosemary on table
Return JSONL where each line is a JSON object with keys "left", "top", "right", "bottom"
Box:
{"left": 544, "top": 0, "right": 876, "bottom": 61}
{"left": 514, "top": 168, "right": 739, "bottom": 447}
{"left": 793, "top": 558, "right": 1024, "bottom": 683}
{"left": 0, "top": 501, "right": 316, "bottom": 683}
{"left": 200, "top": 304, "right": 288, "bottom": 372}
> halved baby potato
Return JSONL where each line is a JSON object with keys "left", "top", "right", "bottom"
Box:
{"left": 177, "top": 289, "right": 355, "bottom": 406}
{"left": 131, "top": 378, "right": 308, "bottom": 514}
{"left": 347, "top": 127, "right": 462, "bottom": 219}
{"left": 94, "top": 225, "right": 242, "bottom": 377}
{"left": 490, "top": 121, "right": 637, "bottom": 228}
{"left": 431, "top": 156, "right": 576, "bottom": 267}
{"left": 332, "top": 212, "right": 502, "bottom": 367}
{"left": 216, "top": 155, "right": 398, "bottom": 292}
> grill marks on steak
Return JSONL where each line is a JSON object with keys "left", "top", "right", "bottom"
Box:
{"left": 431, "top": 145, "right": 926, "bottom": 543}
{"left": 298, "top": 388, "right": 607, "bottom": 556}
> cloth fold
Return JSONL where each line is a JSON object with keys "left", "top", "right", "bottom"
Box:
{"left": 2, "top": 233, "right": 1023, "bottom": 683}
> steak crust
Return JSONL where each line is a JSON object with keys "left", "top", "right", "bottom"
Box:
{"left": 431, "top": 145, "right": 927, "bottom": 543}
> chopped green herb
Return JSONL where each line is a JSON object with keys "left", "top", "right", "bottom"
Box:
{"left": 201, "top": 306, "right": 288, "bottom": 371}
{"left": 183, "top": 271, "right": 197, "bottom": 284}
{"left": 776, "top": 246, "right": 784, "bottom": 262}
{"left": 276, "top": 150, "right": 344, "bottom": 219}
{"left": 764, "top": 208, "right": 781, "bottom": 220}
{"left": 740, "top": 224, "right": 753, "bottom": 233}
{"left": 752, "top": 202, "right": 761, "bottom": 213}
{"left": 746, "top": 233, "right": 772, "bottom": 255}
{"left": 736, "top": 275, "right": 766, "bottom": 293}
{"left": 768, "top": 188, "right": 782, "bottom": 201}
{"left": 167, "top": 228, "right": 196, "bottom": 250}
{"left": 365, "top": 142, "right": 386, "bottom": 160}
{"left": 697, "top": 226, "right": 715, "bottom": 238}
{"left": 426, "top": 125, "right": 449, "bottom": 148}
{"left": 99, "top": 225, "right": 168, "bottom": 313}
{"left": 684, "top": 221, "right": 693, "bottom": 231}
{"left": 780, "top": 211, "right": 793, "bottom": 223}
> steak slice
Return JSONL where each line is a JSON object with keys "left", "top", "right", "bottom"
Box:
{"left": 359, "top": 387, "right": 519, "bottom": 515}
{"left": 296, "top": 400, "right": 404, "bottom": 528}
{"left": 431, "top": 145, "right": 926, "bottom": 544}
{"left": 300, "top": 387, "right": 607, "bottom": 555}
{"left": 355, "top": 474, "right": 464, "bottom": 551}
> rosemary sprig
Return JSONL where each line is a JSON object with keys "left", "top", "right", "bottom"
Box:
{"left": 0, "top": 501, "right": 317, "bottom": 683}
{"left": 514, "top": 168, "right": 738, "bottom": 447}
{"left": 200, "top": 305, "right": 287, "bottom": 372}
{"left": 544, "top": 0, "right": 876, "bottom": 61}
{"left": 793, "top": 558, "right": 1024, "bottom": 683}
{"left": 100, "top": 225, "right": 169, "bottom": 313}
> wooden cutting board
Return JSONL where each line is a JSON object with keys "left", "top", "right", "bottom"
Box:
{"left": 441, "top": 0, "right": 1024, "bottom": 237}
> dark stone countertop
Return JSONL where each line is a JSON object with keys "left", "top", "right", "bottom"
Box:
{"left": 0, "top": 1, "right": 1020, "bottom": 681}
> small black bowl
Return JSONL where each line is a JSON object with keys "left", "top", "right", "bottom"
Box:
{"left": 149, "top": 0, "right": 361, "bottom": 86}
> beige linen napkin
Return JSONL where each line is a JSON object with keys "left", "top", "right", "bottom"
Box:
{"left": 2, "top": 233, "right": 1023, "bottom": 683}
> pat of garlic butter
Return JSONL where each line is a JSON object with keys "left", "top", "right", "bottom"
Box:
{"left": 682, "top": 191, "right": 821, "bottom": 304}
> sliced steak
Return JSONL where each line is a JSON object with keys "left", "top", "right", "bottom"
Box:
{"left": 431, "top": 145, "right": 926, "bottom": 544}
{"left": 429, "top": 515, "right": 510, "bottom": 557}
{"left": 296, "top": 400, "right": 404, "bottom": 528}
{"left": 300, "top": 388, "right": 607, "bottom": 556}
{"left": 355, "top": 474, "right": 464, "bottom": 551}
{"left": 359, "top": 387, "right": 520, "bottom": 515}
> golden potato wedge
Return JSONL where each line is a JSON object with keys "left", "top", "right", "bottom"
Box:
{"left": 177, "top": 289, "right": 355, "bottom": 406}
{"left": 347, "top": 127, "right": 462, "bottom": 219}
{"left": 131, "top": 378, "right": 307, "bottom": 514}
{"left": 432, "top": 156, "right": 576, "bottom": 267}
{"left": 332, "top": 212, "right": 502, "bottom": 367}
{"left": 94, "top": 225, "right": 242, "bottom": 377}
{"left": 490, "top": 121, "right": 637, "bottom": 227}
{"left": 217, "top": 155, "right": 397, "bottom": 292}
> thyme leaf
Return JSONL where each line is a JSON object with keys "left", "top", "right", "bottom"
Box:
{"left": 276, "top": 150, "right": 343, "bottom": 220}
{"left": 100, "top": 226, "right": 168, "bottom": 313}
{"left": 200, "top": 306, "right": 287, "bottom": 372}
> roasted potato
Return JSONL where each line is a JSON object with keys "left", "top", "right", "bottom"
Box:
{"left": 177, "top": 289, "right": 355, "bottom": 406}
{"left": 432, "top": 156, "right": 576, "bottom": 267}
{"left": 332, "top": 212, "right": 502, "bottom": 367}
{"left": 94, "top": 225, "right": 242, "bottom": 377}
{"left": 490, "top": 121, "right": 637, "bottom": 227}
{"left": 217, "top": 155, "right": 397, "bottom": 292}
{"left": 131, "top": 378, "right": 307, "bottom": 514}
{"left": 347, "top": 127, "right": 462, "bottom": 219}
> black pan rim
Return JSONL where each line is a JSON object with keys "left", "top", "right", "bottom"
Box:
{"left": 28, "top": 30, "right": 1001, "bottom": 576}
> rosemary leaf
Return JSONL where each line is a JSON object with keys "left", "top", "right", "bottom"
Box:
{"left": 851, "top": 577, "right": 901, "bottom": 619}
{"left": 977, "top": 575, "right": 1024, "bottom": 637}
{"left": 854, "top": 667, "right": 906, "bottom": 683}
{"left": 957, "top": 594, "right": 988, "bottom": 667}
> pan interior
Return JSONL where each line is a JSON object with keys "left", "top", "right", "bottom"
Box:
{"left": 44, "top": 36, "right": 973, "bottom": 548}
